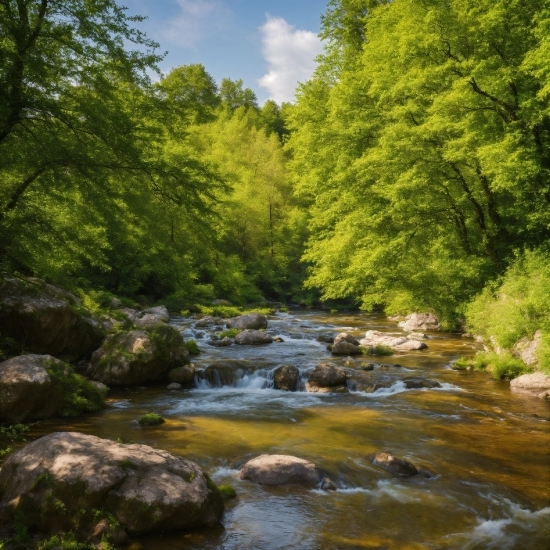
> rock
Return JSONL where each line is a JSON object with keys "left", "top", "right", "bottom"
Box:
{"left": 373, "top": 452, "right": 418, "bottom": 477}
{"left": 510, "top": 372, "right": 550, "bottom": 399}
{"left": 90, "top": 381, "right": 109, "bottom": 398}
{"left": 398, "top": 312, "right": 441, "bottom": 332}
{"left": 512, "top": 330, "right": 542, "bottom": 367}
{"left": 273, "top": 336, "right": 284, "bottom": 342}
{"left": 168, "top": 365, "right": 195, "bottom": 385}
{"left": 0, "top": 355, "right": 61, "bottom": 422}
{"left": 273, "top": 365, "right": 300, "bottom": 391}
{"left": 0, "top": 432, "right": 223, "bottom": 540}
{"left": 0, "top": 354, "right": 105, "bottom": 423}
{"left": 407, "top": 332, "right": 427, "bottom": 340}
{"left": 403, "top": 378, "right": 442, "bottom": 389}
{"left": 334, "top": 332, "right": 360, "bottom": 346}
{"left": 361, "top": 363, "right": 375, "bottom": 371}
{"left": 227, "top": 313, "right": 268, "bottom": 331}
{"left": 306, "top": 363, "right": 347, "bottom": 393}
{"left": 332, "top": 341, "right": 361, "bottom": 355}
{"left": 88, "top": 326, "right": 189, "bottom": 386}
{"left": 317, "top": 334, "right": 335, "bottom": 343}
{"left": 167, "top": 383, "right": 182, "bottom": 390}
{"left": 195, "top": 316, "right": 221, "bottom": 328}
{"left": 0, "top": 278, "right": 105, "bottom": 362}
{"left": 208, "top": 337, "right": 232, "bottom": 347}
{"left": 240, "top": 455, "right": 323, "bottom": 486}
{"left": 90, "top": 518, "right": 129, "bottom": 546}
{"left": 359, "top": 330, "right": 427, "bottom": 351}
{"left": 320, "top": 477, "right": 337, "bottom": 491}
{"left": 203, "top": 361, "right": 248, "bottom": 387}
{"left": 234, "top": 330, "right": 273, "bottom": 345}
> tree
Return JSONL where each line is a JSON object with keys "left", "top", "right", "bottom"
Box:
{"left": 219, "top": 78, "right": 258, "bottom": 111}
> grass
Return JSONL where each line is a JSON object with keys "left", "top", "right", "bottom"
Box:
{"left": 217, "top": 328, "right": 242, "bottom": 339}
{"left": 191, "top": 304, "right": 278, "bottom": 318}
{"left": 184, "top": 339, "right": 200, "bottom": 355}
{"left": 138, "top": 413, "right": 164, "bottom": 426}
{"left": 453, "top": 352, "right": 532, "bottom": 380}
{"left": 361, "top": 344, "right": 394, "bottom": 356}
{"left": 218, "top": 484, "right": 237, "bottom": 499}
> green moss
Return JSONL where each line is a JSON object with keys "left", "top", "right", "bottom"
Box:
{"left": 44, "top": 360, "right": 105, "bottom": 418}
{"left": 217, "top": 328, "right": 241, "bottom": 339}
{"left": 184, "top": 339, "right": 200, "bottom": 355}
{"left": 362, "top": 345, "right": 394, "bottom": 356}
{"left": 149, "top": 324, "right": 186, "bottom": 361}
{"left": 217, "top": 485, "right": 236, "bottom": 499}
{"left": 138, "top": 413, "right": 164, "bottom": 426}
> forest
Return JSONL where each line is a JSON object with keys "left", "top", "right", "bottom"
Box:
{"left": 0, "top": 0, "right": 549, "bottom": 352}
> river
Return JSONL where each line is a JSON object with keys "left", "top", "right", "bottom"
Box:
{"left": 31, "top": 310, "right": 550, "bottom": 549}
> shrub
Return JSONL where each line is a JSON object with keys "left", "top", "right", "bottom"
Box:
{"left": 472, "top": 352, "right": 532, "bottom": 380}
{"left": 451, "top": 357, "right": 472, "bottom": 370}
{"left": 138, "top": 413, "right": 164, "bottom": 426}
{"left": 217, "top": 484, "right": 236, "bottom": 499}
{"left": 184, "top": 339, "right": 200, "bottom": 355}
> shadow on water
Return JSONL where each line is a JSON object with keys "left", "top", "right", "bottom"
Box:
{"left": 29, "top": 311, "right": 550, "bottom": 550}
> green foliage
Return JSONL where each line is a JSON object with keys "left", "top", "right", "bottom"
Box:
{"left": 288, "top": 0, "right": 550, "bottom": 322}
{"left": 45, "top": 361, "right": 105, "bottom": 418}
{"left": 184, "top": 339, "right": 200, "bottom": 355}
{"left": 361, "top": 345, "right": 394, "bottom": 357}
{"left": 465, "top": 249, "right": 550, "bottom": 372}
{"left": 38, "top": 534, "right": 97, "bottom": 550}
{"left": 13, "top": 514, "right": 31, "bottom": 545}
{"left": 468, "top": 352, "right": 532, "bottom": 380}
{"left": 218, "top": 484, "right": 237, "bottom": 499}
{"left": 218, "top": 329, "right": 242, "bottom": 339}
{"left": 451, "top": 357, "right": 472, "bottom": 371}
{"left": 138, "top": 413, "right": 164, "bottom": 426}
{"left": 197, "top": 304, "right": 243, "bottom": 318}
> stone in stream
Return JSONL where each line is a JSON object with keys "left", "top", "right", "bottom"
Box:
{"left": 360, "top": 330, "right": 428, "bottom": 352}
{"left": 168, "top": 365, "right": 195, "bottom": 385}
{"left": 0, "top": 432, "right": 224, "bottom": 542}
{"left": 88, "top": 325, "right": 189, "bottom": 386}
{"left": 332, "top": 332, "right": 362, "bottom": 355}
{"left": 403, "top": 378, "right": 442, "bottom": 389}
{"left": 208, "top": 337, "right": 232, "bottom": 347}
{"left": 0, "top": 278, "right": 105, "bottom": 362}
{"left": 273, "top": 365, "right": 300, "bottom": 391}
{"left": 372, "top": 452, "right": 418, "bottom": 477}
{"left": 226, "top": 313, "right": 268, "bottom": 331}
{"left": 306, "top": 363, "right": 347, "bottom": 393}
{"left": 240, "top": 454, "right": 331, "bottom": 487}
{"left": 510, "top": 372, "right": 550, "bottom": 400}
{"left": 167, "top": 382, "right": 182, "bottom": 390}
{"left": 195, "top": 315, "right": 222, "bottom": 328}
{"left": 234, "top": 329, "right": 273, "bottom": 345}
{"left": 398, "top": 312, "right": 441, "bottom": 332}
{"left": 0, "top": 354, "right": 105, "bottom": 423}
{"left": 201, "top": 360, "right": 251, "bottom": 387}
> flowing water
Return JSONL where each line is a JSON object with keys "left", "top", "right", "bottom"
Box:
{"left": 31, "top": 311, "right": 550, "bottom": 549}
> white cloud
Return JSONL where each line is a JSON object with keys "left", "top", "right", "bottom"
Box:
{"left": 258, "top": 16, "right": 323, "bottom": 104}
{"left": 161, "top": 0, "right": 233, "bottom": 48}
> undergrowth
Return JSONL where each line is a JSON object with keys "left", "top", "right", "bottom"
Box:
{"left": 453, "top": 352, "right": 532, "bottom": 380}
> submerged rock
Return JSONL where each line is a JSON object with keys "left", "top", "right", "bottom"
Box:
{"left": 398, "top": 313, "right": 441, "bottom": 332}
{"left": 510, "top": 372, "right": 550, "bottom": 399}
{"left": 0, "top": 432, "right": 224, "bottom": 540}
{"left": 234, "top": 329, "right": 273, "bottom": 345}
{"left": 0, "top": 278, "right": 104, "bottom": 362}
{"left": 273, "top": 365, "right": 300, "bottom": 391}
{"left": 403, "top": 378, "right": 442, "bottom": 389}
{"left": 373, "top": 452, "right": 418, "bottom": 477}
{"left": 88, "top": 325, "right": 189, "bottom": 386}
{"left": 0, "top": 354, "right": 105, "bottom": 423}
{"left": 227, "top": 313, "right": 268, "bottom": 331}
{"left": 306, "top": 363, "right": 347, "bottom": 393}
{"left": 240, "top": 454, "right": 325, "bottom": 487}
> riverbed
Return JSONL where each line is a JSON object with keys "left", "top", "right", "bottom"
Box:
{"left": 32, "top": 310, "right": 550, "bottom": 549}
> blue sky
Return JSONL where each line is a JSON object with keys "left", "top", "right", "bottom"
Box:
{"left": 122, "top": 0, "right": 328, "bottom": 104}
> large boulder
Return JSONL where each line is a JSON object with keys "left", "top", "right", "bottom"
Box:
{"left": 372, "top": 452, "right": 418, "bottom": 477}
{"left": 359, "top": 330, "right": 427, "bottom": 352}
{"left": 512, "top": 330, "right": 542, "bottom": 367}
{"left": 306, "top": 363, "right": 347, "bottom": 393}
{"left": 0, "top": 278, "right": 104, "bottom": 362}
{"left": 88, "top": 325, "right": 189, "bottom": 386}
{"left": 398, "top": 313, "right": 441, "bottom": 332}
{"left": 0, "top": 355, "right": 105, "bottom": 423}
{"left": 510, "top": 372, "right": 550, "bottom": 399}
{"left": 117, "top": 306, "right": 169, "bottom": 330}
{"left": 234, "top": 329, "right": 273, "bottom": 345}
{"left": 227, "top": 313, "right": 268, "bottom": 331}
{"left": 0, "top": 432, "right": 223, "bottom": 541}
{"left": 240, "top": 455, "right": 323, "bottom": 487}
{"left": 272, "top": 365, "right": 299, "bottom": 391}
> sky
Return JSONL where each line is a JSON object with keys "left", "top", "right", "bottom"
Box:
{"left": 121, "top": 0, "right": 329, "bottom": 104}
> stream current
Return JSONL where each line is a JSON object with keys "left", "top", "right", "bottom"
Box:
{"left": 32, "top": 311, "right": 550, "bottom": 549}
